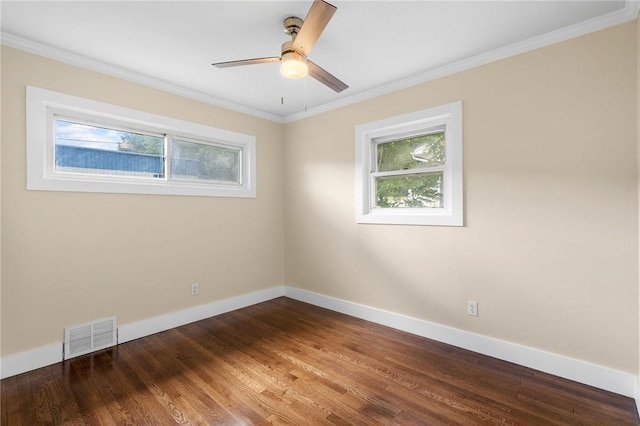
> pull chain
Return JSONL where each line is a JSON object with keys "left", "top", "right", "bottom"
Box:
{"left": 304, "top": 76, "right": 308, "bottom": 112}
{"left": 281, "top": 73, "right": 284, "bottom": 105}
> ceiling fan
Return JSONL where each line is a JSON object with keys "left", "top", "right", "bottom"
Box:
{"left": 212, "top": 0, "right": 348, "bottom": 93}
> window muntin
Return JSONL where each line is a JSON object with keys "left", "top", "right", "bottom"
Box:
{"left": 27, "top": 86, "right": 256, "bottom": 198}
{"left": 355, "top": 101, "right": 463, "bottom": 226}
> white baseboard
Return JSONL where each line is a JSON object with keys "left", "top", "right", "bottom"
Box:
{"left": 1, "top": 284, "right": 636, "bottom": 400}
{"left": 118, "top": 286, "right": 284, "bottom": 344}
{"left": 635, "top": 375, "right": 640, "bottom": 417}
{"left": 0, "top": 286, "right": 285, "bottom": 379}
{"left": 284, "top": 286, "right": 636, "bottom": 398}
{"left": 1, "top": 343, "right": 63, "bottom": 379}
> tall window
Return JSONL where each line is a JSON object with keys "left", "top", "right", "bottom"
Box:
{"left": 355, "top": 102, "right": 463, "bottom": 226}
{"left": 27, "top": 86, "right": 256, "bottom": 198}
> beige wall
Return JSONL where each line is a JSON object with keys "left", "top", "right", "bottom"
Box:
{"left": 1, "top": 21, "right": 639, "bottom": 376}
{"left": 1, "top": 47, "right": 285, "bottom": 355}
{"left": 285, "top": 22, "right": 639, "bottom": 373}
{"left": 0, "top": 45, "right": 3, "bottom": 359}
{"left": 637, "top": 16, "right": 640, "bottom": 385}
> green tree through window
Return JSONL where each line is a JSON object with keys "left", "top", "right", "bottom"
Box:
{"left": 118, "top": 132, "right": 163, "bottom": 156}
{"left": 375, "top": 132, "right": 445, "bottom": 208}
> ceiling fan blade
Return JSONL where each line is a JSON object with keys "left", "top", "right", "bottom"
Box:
{"left": 212, "top": 57, "right": 280, "bottom": 68}
{"left": 308, "top": 60, "right": 348, "bottom": 93}
{"left": 292, "top": 0, "right": 336, "bottom": 57}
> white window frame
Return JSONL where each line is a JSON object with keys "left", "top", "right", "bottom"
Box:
{"left": 355, "top": 101, "right": 463, "bottom": 226}
{"left": 26, "top": 86, "right": 256, "bottom": 198}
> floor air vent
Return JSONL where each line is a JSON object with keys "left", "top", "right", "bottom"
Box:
{"left": 64, "top": 316, "right": 117, "bottom": 360}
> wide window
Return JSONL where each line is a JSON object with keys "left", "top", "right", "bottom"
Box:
{"left": 54, "top": 118, "right": 166, "bottom": 178}
{"left": 355, "top": 102, "right": 463, "bottom": 226}
{"left": 27, "top": 86, "right": 255, "bottom": 198}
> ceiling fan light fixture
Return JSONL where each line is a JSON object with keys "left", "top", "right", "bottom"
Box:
{"left": 212, "top": 1, "right": 348, "bottom": 92}
{"left": 281, "top": 51, "right": 308, "bottom": 79}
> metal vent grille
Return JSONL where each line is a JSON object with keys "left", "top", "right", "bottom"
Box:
{"left": 64, "top": 316, "right": 117, "bottom": 360}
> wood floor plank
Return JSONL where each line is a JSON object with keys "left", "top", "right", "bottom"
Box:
{"left": 176, "top": 329, "right": 350, "bottom": 425}
{"left": 145, "top": 327, "right": 284, "bottom": 425}
{"left": 1, "top": 378, "right": 24, "bottom": 426}
{"left": 245, "top": 303, "right": 538, "bottom": 424}
{"left": 2, "top": 297, "right": 638, "bottom": 425}
{"left": 64, "top": 360, "right": 117, "bottom": 426}
{"left": 118, "top": 337, "right": 222, "bottom": 425}
{"left": 238, "top": 306, "right": 544, "bottom": 424}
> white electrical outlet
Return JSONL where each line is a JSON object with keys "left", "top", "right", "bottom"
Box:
{"left": 467, "top": 300, "right": 478, "bottom": 317}
{"left": 191, "top": 283, "right": 199, "bottom": 296}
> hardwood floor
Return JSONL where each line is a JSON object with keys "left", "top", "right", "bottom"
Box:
{"left": 2, "top": 297, "right": 639, "bottom": 425}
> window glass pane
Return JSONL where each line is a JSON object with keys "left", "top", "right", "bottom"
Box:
{"left": 55, "top": 119, "right": 164, "bottom": 177}
{"left": 375, "top": 172, "right": 443, "bottom": 208}
{"left": 170, "top": 139, "right": 240, "bottom": 184}
{"left": 376, "top": 132, "right": 445, "bottom": 172}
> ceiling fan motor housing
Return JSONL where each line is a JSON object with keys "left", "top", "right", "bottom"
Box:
{"left": 281, "top": 40, "right": 305, "bottom": 59}
{"left": 280, "top": 40, "right": 308, "bottom": 79}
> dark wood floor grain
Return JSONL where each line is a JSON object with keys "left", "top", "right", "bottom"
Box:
{"left": 2, "top": 297, "right": 639, "bottom": 425}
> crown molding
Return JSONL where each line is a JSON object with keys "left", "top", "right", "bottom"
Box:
{"left": 2, "top": 1, "right": 637, "bottom": 124}
{"left": 0, "top": 32, "right": 286, "bottom": 124}
{"left": 626, "top": 0, "right": 640, "bottom": 19}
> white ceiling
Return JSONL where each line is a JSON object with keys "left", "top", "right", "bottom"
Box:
{"left": 1, "top": 1, "right": 638, "bottom": 122}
